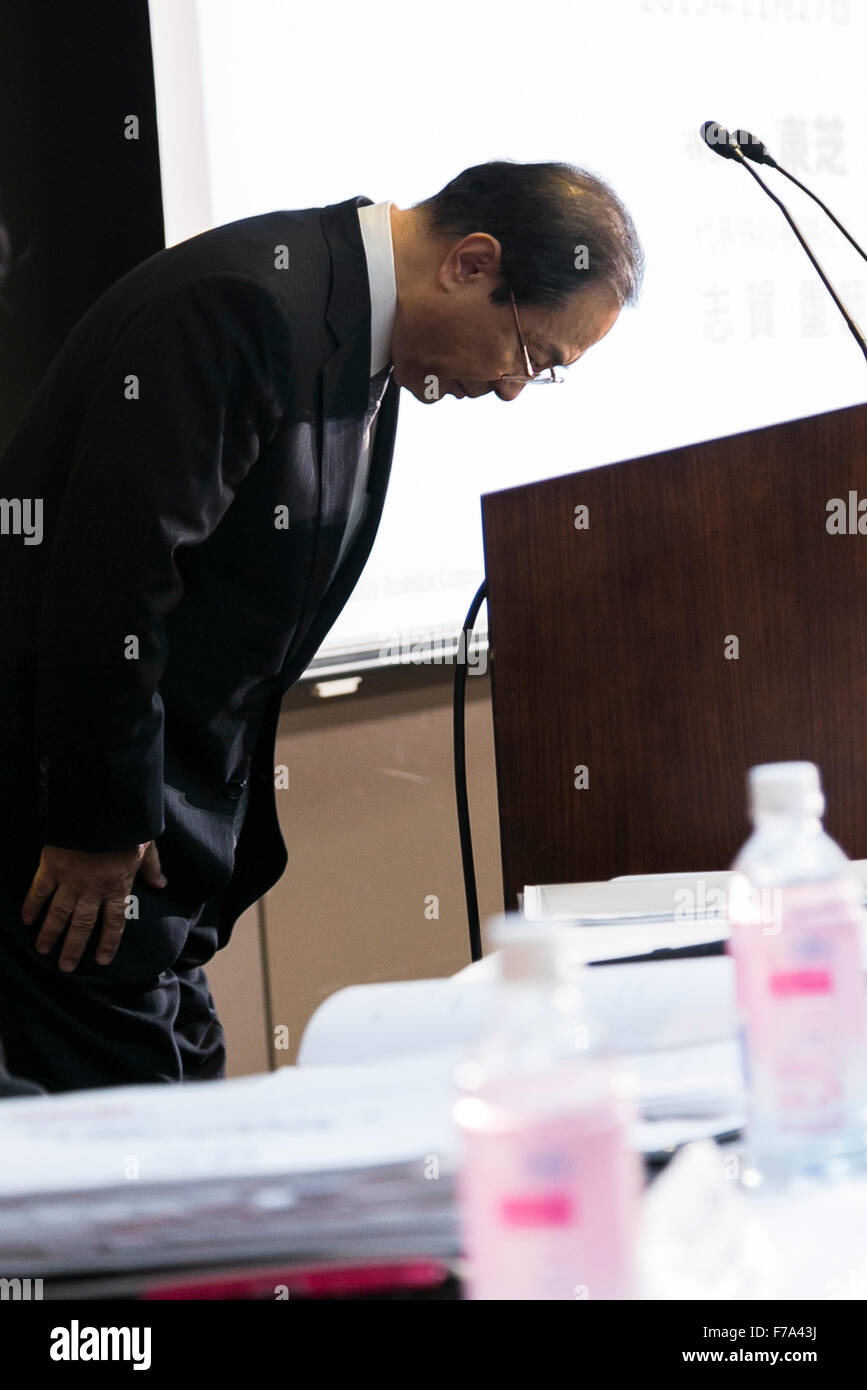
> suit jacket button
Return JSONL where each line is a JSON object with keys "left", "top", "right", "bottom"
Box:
{"left": 225, "top": 780, "right": 244, "bottom": 801}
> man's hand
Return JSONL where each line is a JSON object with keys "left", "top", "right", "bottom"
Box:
{"left": 21, "top": 842, "right": 167, "bottom": 971}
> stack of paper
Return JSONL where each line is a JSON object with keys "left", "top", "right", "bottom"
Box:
{"left": 0, "top": 1056, "right": 459, "bottom": 1276}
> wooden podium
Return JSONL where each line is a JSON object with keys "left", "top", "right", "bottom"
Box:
{"left": 481, "top": 402, "right": 867, "bottom": 910}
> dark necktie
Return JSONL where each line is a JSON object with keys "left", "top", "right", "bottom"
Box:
{"left": 367, "top": 362, "right": 393, "bottom": 414}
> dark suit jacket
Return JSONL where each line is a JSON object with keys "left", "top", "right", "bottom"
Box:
{"left": 0, "top": 195, "right": 399, "bottom": 982}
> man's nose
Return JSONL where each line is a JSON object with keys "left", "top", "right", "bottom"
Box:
{"left": 493, "top": 380, "right": 526, "bottom": 402}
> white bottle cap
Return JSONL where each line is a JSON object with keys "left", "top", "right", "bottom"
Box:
{"left": 748, "top": 761, "right": 825, "bottom": 818}
{"left": 485, "top": 916, "right": 587, "bottom": 983}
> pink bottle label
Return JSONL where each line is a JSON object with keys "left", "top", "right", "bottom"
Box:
{"left": 768, "top": 969, "right": 831, "bottom": 997}
{"left": 499, "top": 1193, "right": 575, "bottom": 1227}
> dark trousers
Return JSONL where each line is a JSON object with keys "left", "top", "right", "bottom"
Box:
{"left": 0, "top": 809, "right": 255, "bottom": 1097}
{"left": 0, "top": 779, "right": 251, "bottom": 1095}
{"left": 0, "top": 733, "right": 257, "bottom": 1095}
{"left": 0, "top": 920, "right": 226, "bottom": 1094}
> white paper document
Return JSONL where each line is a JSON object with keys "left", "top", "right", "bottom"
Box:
{"left": 0, "top": 1055, "right": 459, "bottom": 1275}
{"left": 298, "top": 956, "right": 738, "bottom": 1063}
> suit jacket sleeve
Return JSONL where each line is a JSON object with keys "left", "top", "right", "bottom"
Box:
{"left": 35, "top": 271, "right": 293, "bottom": 852}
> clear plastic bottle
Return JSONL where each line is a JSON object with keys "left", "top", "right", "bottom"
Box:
{"left": 728, "top": 761, "right": 867, "bottom": 1181}
{"left": 453, "top": 918, "right": 642, "bottom": 1300}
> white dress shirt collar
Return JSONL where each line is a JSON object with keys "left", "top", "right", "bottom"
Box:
{"left": 357, "top": 200, "right": 397, "bottom": 377}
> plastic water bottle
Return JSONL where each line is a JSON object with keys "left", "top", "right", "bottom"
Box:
{"left": 453, "top": 919, "right": 642, "bottom": 1300}
{"left": 728, "top": 761, "right": 867, "bottom": 1181}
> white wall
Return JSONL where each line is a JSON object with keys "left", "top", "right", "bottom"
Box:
{"left": 151, "top": 0, "right": 867, "bottom": 660}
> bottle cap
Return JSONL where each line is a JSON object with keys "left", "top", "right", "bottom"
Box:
{"left": 484, "top": 915, "right": 587, "bottom": 983}
{"left": 748, "top": 760, "right": 825, "bottom": 818}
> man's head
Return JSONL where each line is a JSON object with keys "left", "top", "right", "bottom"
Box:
{"left": 387, "top": 160, "right": 644, "bottom": 403}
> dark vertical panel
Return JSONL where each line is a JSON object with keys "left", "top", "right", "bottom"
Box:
{"left": 0, "top": 0, "right": 164, "bottom": 448}
{"left": 482, "top": 403, "right": 867, "bottom": 908}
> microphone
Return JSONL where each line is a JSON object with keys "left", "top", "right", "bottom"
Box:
{"left": 734, "top": 125, "right": 867, "bottom": 264}
{"left": 700, "top": 122, "right": 777, "bottom": 166}
{"left": 727, "top": 129, "right": 777, "bottom": 168}
{"left": 700, "top": 121, "right": 867, "bottom": 365}
{"left": 700, "top": 120, "right": 747, "bottom": 162}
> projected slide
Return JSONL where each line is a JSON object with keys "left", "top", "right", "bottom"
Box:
{"left": 150, "top": 0, "right": 867, "bottom": 668}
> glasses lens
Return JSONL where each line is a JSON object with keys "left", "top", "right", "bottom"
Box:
{"left": 499, "top": 368, "right": 566, "bottom": 385}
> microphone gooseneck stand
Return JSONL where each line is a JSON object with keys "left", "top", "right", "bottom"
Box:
{"left": 700, "top": 120, "right": 867, "bottom": 365}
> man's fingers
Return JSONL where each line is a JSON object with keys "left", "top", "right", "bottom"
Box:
{"left": 21, "top": 865, "right": 59, "bottom": 926}
{"left": 57, "top": 896, "right": 103, "bottom": 972}
{"left": 137, "top": 841, "right": 167, "bottom": 889}
{"left": 34, "top": 890, "right": 79, "bottom": 955}
{"left": 95, "top": 896, "right": 129, "bottom": 966}
{"left": 24, "top": 844, "right": 153, "bottom": 971}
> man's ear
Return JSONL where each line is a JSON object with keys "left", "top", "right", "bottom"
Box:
{"left": 438, "top": 233, "right": 502, "bottom": 291}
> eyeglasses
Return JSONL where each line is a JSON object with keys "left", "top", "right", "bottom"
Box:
{"left": 497, "top": 290, "right": 568, "bottom": 385}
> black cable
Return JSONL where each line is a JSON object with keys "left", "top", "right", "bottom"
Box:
{"left": 735, "top": 154, "right": 867, "bottom": 363}
{"left": 453, "top": 578, "right": 487, "bottom": 963}
{"left": 774, "top": 166, "right": 867, "bottom": 265}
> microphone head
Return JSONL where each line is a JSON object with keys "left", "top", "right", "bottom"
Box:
{"left": 699, "top": 121, "right": 743, "bottom": 160}
{"left": 731, "top": 129, "right": 778, "bottom": 167}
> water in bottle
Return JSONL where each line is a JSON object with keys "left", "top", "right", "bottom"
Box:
{"left": 728, "top": 761, "right": 867, "bottom": 1181}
